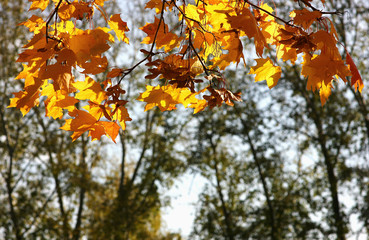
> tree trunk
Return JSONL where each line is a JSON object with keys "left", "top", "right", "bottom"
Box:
{"left": 293, "top": 69, "right": 346, "bottom": 240}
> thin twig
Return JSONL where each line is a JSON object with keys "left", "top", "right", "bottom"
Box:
{"left": 118, "top": 0, "right": 167, "bottom": 84}
{"left": 46, "top": 0, "right": 64, "bottom": 42}
{"left": 188, "top": 30, "right": 209, "bottom": 76}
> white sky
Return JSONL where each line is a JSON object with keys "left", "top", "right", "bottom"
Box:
{"left": 161, "top": 172, "right": 206, "bottom": 238}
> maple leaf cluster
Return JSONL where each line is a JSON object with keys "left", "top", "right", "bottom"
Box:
{"left": 10, "top": 0, "right": 363, "bottom": 142}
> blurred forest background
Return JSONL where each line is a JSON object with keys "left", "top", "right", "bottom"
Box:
{"left": 1, "top": 0, "right": 369, "bottom": 239}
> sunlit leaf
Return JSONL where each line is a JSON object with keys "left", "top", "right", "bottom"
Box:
{"left": 73, "top": 76, "right": 107, "bottom": 103}
{"left": 290, "top": 9, "right": 322, "bottom": 29}
{"left": 249, "top": 58, "right": 281, "bottom": 89}
{"left": 29, "top": 0, "right": 49, "bottom": 11}
{"left": 346, "top": 51, "right": 364, "bottom": 92}
{"left": 108, "top": 14, "right": 130, "bottom": 43}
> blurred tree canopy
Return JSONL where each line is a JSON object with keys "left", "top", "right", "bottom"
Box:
{"left": 1, "top": 0, "right": 368, "bottom": 240}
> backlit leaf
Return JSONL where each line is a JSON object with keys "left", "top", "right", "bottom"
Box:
{"left": 73, "top": 76, "right": 107, "bottom": 103}
{"left": 29, "top": 0, "right": 49, "bottom": 11}
{"left": 249, "top": 58, "right": 281, "bottom": 89}
{"left": 8, "top": 77, "right": 45, "bottom": 116}
{"left": 346, "top": 51, "right": 364, "bottom": 92}
{"left": 42, "top": 84, "right": 78, "bottom": 119}
{"left": 290, "top": 9, "right": 322, "bottom": 29}
{"left": 137, "top": 85, "right": 202, "bottom": 112}
{"left": 108, "top": 14, "right": 130, "bottom": 43}
{"left": 140, "top": 17, "right": 181, "bottom": 52}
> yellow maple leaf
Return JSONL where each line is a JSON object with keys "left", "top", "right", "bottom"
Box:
{"left": 249, "top": 58, "right": 281, "bottom": 89}
{"left": 29, "top": 0, "right": 49, "bottom": 11}
{"left": 258, "top": 3, "right": 275, "bottom": 22}
{"left": 212, "top": 33, "right": 245, "bottom": 70}
{"left": 319, "top": 80, "right": 332, "bottom": 106}
{"left": 83, "top": 103, "right": 106, "bottom": 121}
{"left": 58, "top": 4, "right": 76, "bottom": 21}
{"left": 42, "top": 84, "right": 78, "bottom": 119}
{"left": 108, "top": 14, "right": 130, "bottom": 43}
{"left": 73, "top": 76, "right": 107, "bottom": 103}
{"left": 18, "top": 15, "right": 45, "bottom": 34}
{"left": 93, "top": 0, "right": 110, "bottom": 7}
{"left": 276, "top": 44, "right": 298, "bottom": 64}
{"left": 137, "top": 85, "right": 179, "bottom": 112}
{"left": 189, "top": 99, "right": 208, "bottom": 114}
{"left": 261, "top": 20, "right": 280, "bottom": 45}
{"left": 137, "top": 85, "right": 202, "bottom": 112}
{"left": 16, "top": 64, "right": 38, "bottom": 81}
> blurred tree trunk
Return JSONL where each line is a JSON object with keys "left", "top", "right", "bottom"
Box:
{"left": 288, "top": 66, "right": 347, "bottom": 240}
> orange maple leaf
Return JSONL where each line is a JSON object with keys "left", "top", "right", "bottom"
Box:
{"left": 108, "top": 14, "right": 130, "bottom": 43}
{"left": 58, "top": 2, "right": 93, "bottom": 21}
{"left": 290, "top": 9, "right": 322, "bottom": 29}
{"left": 17, "top": 33, "right": 56, "bottom": 72}
{"left": 106, "top": 68, "right": 123, "bottom": 78}
{"left": 310, "top": 30, "right": 340, "bottom": 58}
{"left": 8, "top": 77, "right": 45, "bottom": 116}
{"left": 145, "top": 0, "right": 174, "bottom": 13}
{"left": 301, "top": 53, "right": 351, "bottom": 103}
{"left": 346, "top": 51, "right": 364, "bottom": 92}
{"left": 278, "top": 26, "right": 316, "bottom": 54}
{"left": 212, "top": 32, "right": 245, "bottom": 70}
{"left": 60, "top": 110, "right": 98, "bottom": 140}
{"left": 140, "top": 17, "right": 181, "bottom": 52}
{"left": 203, "top": 87, "right": 242, "bottom": 109}
{"left": 68, "top": 28, "right": 112, "bottom": 64}
{"left": 86, "top": 121, "right": 120, "bottom": 143}
{"left": 111, "top": 105, "right": 132, "bottom": 130}
{"left": 58, "top": 4, "right": 77, "bottom": 21}
{"left": 226, "top": 7, "right": 267, "bottom": 56}
{"left": 97, "top": 121, "right": 120, "bottom": 142}
{"left": 60, "top": 109, "right": 120, "bottom": 142}
{"left": 57, "top": 49, "right": 77, "bottom": 67}
{"left": 81, "top": 56, "right": 108, "bottom": 74}
{"left": 41, "top": 64, "right": 75, "bottom": 92}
